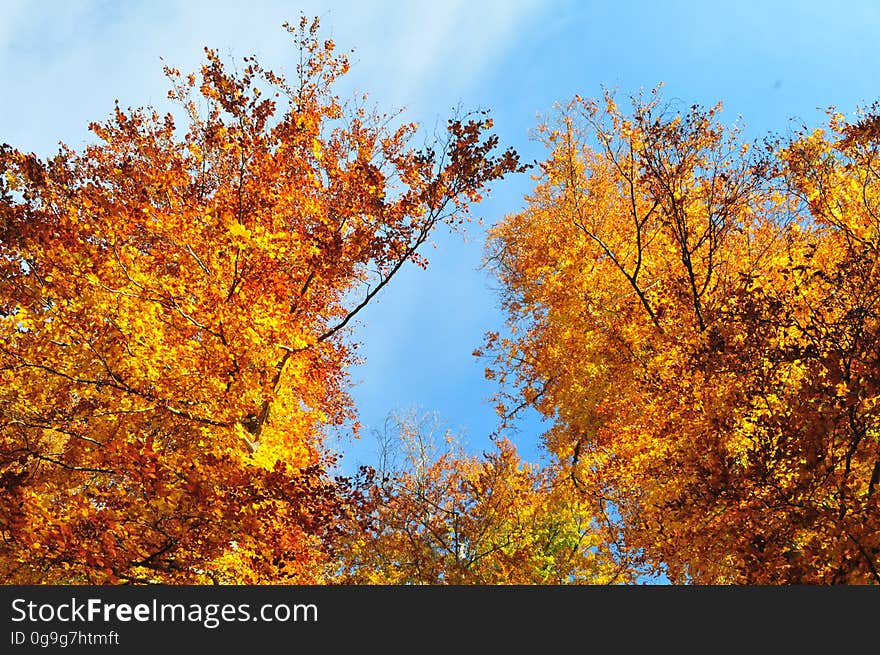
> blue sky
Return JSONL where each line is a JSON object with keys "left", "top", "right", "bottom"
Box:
{"left": 2, "top": 0, "right": 879, "bottom": 474}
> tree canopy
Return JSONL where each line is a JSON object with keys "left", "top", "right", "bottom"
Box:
{"left": 3, "top": 18, "right": 878, "bottom": 585}
{"left": 484, "top": 90, "right": 880, "bottom": 583}
{"left": 0, "top": 17, "right": 522, "bottom": 584}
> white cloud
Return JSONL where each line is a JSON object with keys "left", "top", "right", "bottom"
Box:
{"left": 0, "top": 0, "right": 548, "bottom": 154}
{"left": 344, "top": 0, "right": 546, "bottom": 109}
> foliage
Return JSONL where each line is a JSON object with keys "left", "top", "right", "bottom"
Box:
{"left": 338, "top": 410, "right": 625, "bottom": 584}
{"left": 6, "top": 15, "right": 877, "bottom": 585}
{"left": 484, "top": 89, "right": 880, "bottom": 583}
{"left": 0, "top": 17, "right": 522, "bottom": 583}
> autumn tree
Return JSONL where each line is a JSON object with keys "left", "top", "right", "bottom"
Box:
{"left": 337, "top": 410, "right": 625, "bottom": 584}
{"left": 484, "top": 89, "right": 880, "bottom": 583}
{"left": 0, "top": 17, "right": 522, "bottom": 584}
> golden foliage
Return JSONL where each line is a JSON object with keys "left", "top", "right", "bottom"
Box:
{"left": 0, "top": 17, "right": 521, "bottom": 584}
{"left": 485, "top": 90, "right": 880, "bottom": 583}
{"left": 337, "top": 411, "right": 625, "bottom": 584}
